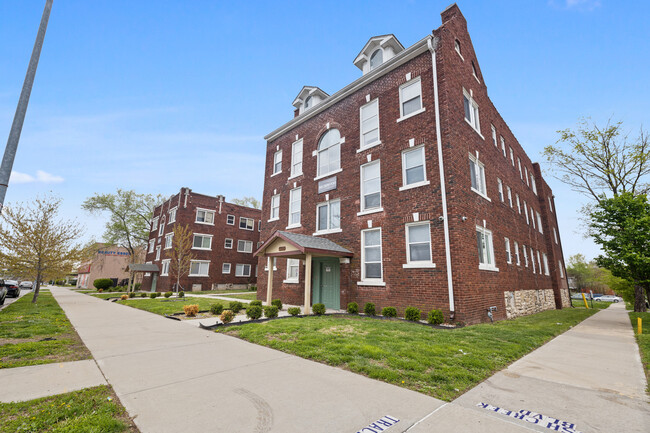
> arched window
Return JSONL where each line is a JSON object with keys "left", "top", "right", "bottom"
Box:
{"left": 370, "top": 49, "right": 383, "bottom": 70}
{"left": 455, "top": 39, "right": 461, "bottom": 55}
{"left": 304, "top": 96, "right": 312, "bottom": 109}
{"left": 317, "top": 129, "right": 341, "bottom": 177}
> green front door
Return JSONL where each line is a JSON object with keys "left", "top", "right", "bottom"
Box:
{"left": 312, "top": 258, "right": 340, "bottom": 310}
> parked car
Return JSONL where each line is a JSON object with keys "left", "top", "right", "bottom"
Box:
{"left": 3, "top": 280, "right": 20, "bottom": 297}
{"left": 19, "top": 281, "right": 33, "bottom": 289}
{"left": 0, "top": 279, "right": 6, "bottom": 305}
{"left": 598, "top": 295, "right": 622, "bottom": 303}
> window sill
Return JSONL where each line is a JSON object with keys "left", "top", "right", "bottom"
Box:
{"left": 455, "top": 49, "right": 464, "bottom": 61}
{"left": 356, "top": 141, "right": 382, "bottom": 153}
{"left": 471, "top": 188, "right": 491, "bottom": 202}
{"left": 287, "top": 172, "right": 303, "bottom": 181}
{"left": 313, "top": 228, "right": 343, "bottom": 236}
{"left": 478, "top": 264, "right": 499, "bottom": 272}
{"left": 285, "top": 224, "right": 302, "bottom": 229}
{"left": 403, "top": 262, "right": 436, "bottom": 269}
{"left": 164, "top": 247, "right": 172, "bottom": 250}
{"left": 270, "top": 170, "right": 283, "bottom": 178}
{"left": 235, "top": 275, "right": 251, "bottom": 278}
{"left": 160, "top": 274, "right": 169, "bottom": 277}
{"left": 283, "top": 279, "right": 299, "bottom": 284}
{"left": 192, "top": 247, "right": 212, "bottom": 251}
{"left": 236, "top": 251, "right": 253, "bottom": 254}
{"left": 399, "top": 180, "right": 430, "bottom": 192}
{"left": 357, "top": 208, "right": 383, "bottom": 217}
{"left": 473, "top": 74, "right": 481, "bottom": 84}
{"left": 464, "top": 118, "right": 484, "bottom": 139}
{"left": 188, "top": 274, "right": 209, "bottom": 278}
{"left": 357, "top": 280, "right": 386, "bottom": 287}
{"left": 267, "top": 217, "right": 279, "bottom": 223}
{"left": 314, "top": 168, "right": 342, "bottom": 182}
{"left": 396, "top": 107, "right": 426, "bottom": 123}
{"left": 195, "top": 221, "right": 215, "bottom": 226}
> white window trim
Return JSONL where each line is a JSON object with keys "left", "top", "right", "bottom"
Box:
{"left": 222, "top": 263, "right": 231, "bottom": 274}
{"left": 400, "top": 145, "right": 429, "bottom": 191}
{"left": 397, "top": 76, "right": 426, "bottom": 122}
{"left": 313, "top": 167, "right": 343, "bottom": 182}
{"left": 148, "top": 239, "right": 155, "bottom": 253}
{"left": 240, "top": 217, "right": 255, "bottom": 231}
{"left": 235, "top": 263, "right": 251, "bottom": 277}
{"left": 160, "top": 259, "right": 170, "bottom": 277}
{"left": 272, "top": 149, "right": 283, "bottom": 176}
{"left": 476, "top": 226, "right": 498, "bottom": 272}
{"left": 537, "top": 212, "right": 543, "bottom": 234}
{"left": 491, "top": 125, "right": 497, "bottom": 147}
{"left": 553, "top": 227, "right": 559, "bottom": 244}
{"left": 315, "top": 130, "right": 344, "bottom": 179}
{"left": 514, "top": 241, "right": 521, "bottom": 266}
{"left": 155, "top": 245, "right": 161, "bottom": 261}
{"left": 313, "top": 228, "right": 343, "bottom": 236}
{"left": 237, "top": 240, "right": 253, "bottom": 254}
{"left": 315, "top": 199, "right": 341, "bottom": 235}
{"left": 269, "top": 194, "right": 280, "bottom": 222}
{"left": 164, "top": 233, "right": 174, "bottom": 250}
{"left": 360, "top": 228, "right": 384, "bottom": 285}
{"left": 523, "top": 245, "right": 529, "bottom": 268}
{"left": 226, "top": 215, "right": 235, "bottom": 225}
{"left": 505, "top": 237, "right": 512, "bottom": 264}
{"left": 463, "top": 88, "right": 482, "bottom": 137}
{"left": 189, "top": 260, "right": 210, "bottom": 277}
{"left": 543, "top": 253, "right": 550, "bottom": 276}
{"left": 516, "top": 194, "right": 521, "bottom": 214}
{"left": 559, "top": 261, "right": 565, "bottom": 278}
{"left": 497, "top": 178, "right": 504, "bottom": 202}
{"left": 224, "top": 238, "right": 233, "bottom": 249}
{"left": 469, "top": 153, "right": 490, "bottom": 201}
{"left": 359, "top": 98, "right": 381, "bottom": 150}
{"left": 403, "top": 222, "right": 435, "bottom": 268}
{"left": 360, "top": 160, "right": 382, "bottom": 213}
{"left": 192, "top": 233, "right": 213, "bottom": 251}
{"left": 168, "top": 207, "right": 177, "bottom": 224}
{"left": 290, "top": 139, "right": 303, "bottom": 179}
{"left": 158, "top": 216, "right": 165, "bottom": 236}
{"left": 284, "top": 258, "right": 300, "bottom": 284}
{"left": 195, "top": 208, "right": 215, "bottom": 225}
{"left": 507, "top": 186, "right": 513, "bottom": 208}
{"left": 151, "top": 217, "right": 159, "bottom": 232}
{"left": 287, "top": 187, "right": 302, "bottom": 229}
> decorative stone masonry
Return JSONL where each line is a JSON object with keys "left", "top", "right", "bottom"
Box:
{"left": 504, "top": 289, "right": 555, "bottom": 319}
{"left": 560, "top": 287, "right": 570, "bottom": 308}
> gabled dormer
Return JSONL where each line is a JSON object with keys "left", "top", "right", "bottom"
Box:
{"left": 292, "top": 86, "right": 329, "bottom": 116}
{"left": 353, "top": 34, "right": 404, "bottom": 75}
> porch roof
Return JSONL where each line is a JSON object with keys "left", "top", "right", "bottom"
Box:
{"left": 255, "top": 231, "right": 353, "bottom": 258}
{"left": 128, "top": 263, "right": 159, "bottom": 273}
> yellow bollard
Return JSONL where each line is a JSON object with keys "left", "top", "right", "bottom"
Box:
{"left": 582, "top": 293, "right": 589, "bottom": 309}
{"left": 639, "top": 317, "right": 643, "bottom": 335}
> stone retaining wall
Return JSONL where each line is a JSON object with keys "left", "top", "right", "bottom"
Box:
{"left": 504, "top": 289, "right": 556, "bottom": 319}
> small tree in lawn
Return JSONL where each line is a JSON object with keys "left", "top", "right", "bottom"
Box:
{"left": 167, "top": 224, "right": 194, "bottom": 292}
{"left": 0, "top": 196, "right": 86, "bottom": 303}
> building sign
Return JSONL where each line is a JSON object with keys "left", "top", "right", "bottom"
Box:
{"left": 477, "top": 403, "right": 582, "bottom": 433}
{"left": 98, "top": 250, "right": 130, "bottom": 256}
{"left": 318, "top": 176, "right": 337, "bottom": 194}
{"left": 355, "top": 415, "right": 400, "bottom": 433}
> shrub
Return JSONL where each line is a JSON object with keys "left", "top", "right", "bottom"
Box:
{"left": 250, "top": 285, "right": 257, "bottom": 291}
{"left": 264, "top": 305, "right": 279, "bottom": 318}
{"left": 149, "top": 292, "right": 160, "bottom": 299}
{"left": 220, "top": 310, "right": 235, "bottom": 324}
{"left": 120, "top": 294, "right": 128, "bottom": 301}
{"left": 178, "top": 291, "right": 185, "bottom": 298}
{"left": 246, "top": 305, "right": 263, "bottom": 320}
{"left": 210, "top": 303, "right": 224, "bottom": 315}
{"left": 229, "top": 301, "right": 243, "bottom": 314}
{"left": 140, "top": 293, "right": 146, "bottom": 298}
{"left": 98, "top": 288, "right": 103, "bottom": 293}
{"left": 183, "top": 304, "right": 199, "bottom": 317}
{"left": 364, "top": 302, "right": 376, "bottom": 316}
{"left": 312, "top": 303, "right": 326, "bottom": 315}
{"left": 382, "top": 306, "right": 397, "bottom": 317}
{"left": 288, "top": 307, "right": 301, "bottom": 316}
{"left": 134, "top": 283, "right": 141, "bottom": 291}
{"left": 404, "top": 307, "right": 421, "bottom": 321}
{"left": 249, "top": 300, "right": 263, "bottom": 307}
{"left": 164, "top": 291, "right": 173, "bottom": 298}
{"left": 128, "top": 292, "right": 135, "bottom": 298}
{"left": 427, "top": 309, "right": 444, "bottom": 325}
{"left": 271, "top": 299, "right": 283, "bottom": 310}
{"left": 93, "top": 278, "right": 112, "bottom": 290}
{"left": 347, "top": 302, "right": 359, "bottom": 314}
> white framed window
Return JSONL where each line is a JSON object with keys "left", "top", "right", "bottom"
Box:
{"left": 536, "top": 212, "right": 543, "bottom": 234}
{"left": 164, "top": 233, "right": 173, "bottom": 249}
{"left": 269, "top": 194, "right": 280, "bottom": 221}
{"left": 290, "top": 139, "right": 303, "bottom": 178}
{"left": 224, "top": 238, "right": 233, "bottom": 249}
{"left": 237, "top": 240, "right": 253, "bottom": 253}
{"left": 360, "top": 99, "right": 380, "bottom": 148}
{"left": 525, "top": 166, "right": 529, "bottom": 186}
{"left": 463, "top": 88, "right": 480, "bottom": 133}
{"left": 317, "top": 128, "right": 341, "bottom": 178}
{"left": 192, "top": 234, "right": 213, "bottom": 250}
{"left": 288, "top": 187, "right": 301, "bottom": 227}
{"left": 196, "top": 209, "right": 215, "bottom": 225}
{"left": 189, "top": 260, "right": 210, "bottom": 277}
{"left": 148, "top": 239, "right": 154, "bottom": 253}
{"left": 543, "top": 253, "right": 550, "bottom": 275}
{"left": 476, "top": 226, "right": 497, "bottom": 271}
{"left": 361, "top": 228, "right": 383, "bottom": 283}
{"left": 523, "top": 245, "right": 529, "bottom": 268}
{"left": 285, "top": 258, "right": 299, "bottom": 283}
{"left": 155, "top": 245, "right": 161, "bottom": 261}
{"left": 370, "top": 48, "right": 383, "bottom": 70}
{"left": 505, "top": 237, "right": 512, "bottom": 264}
{"left": 497, "top": 178, "right": 504, "bottom": 202}
{"left": 272, "top": 150, "right": 282, "bottom": 175}
{"left": 399, "top": 77, "right": 424, "bottom": 119}
{"left": 531, "top": 207, "right": 536, "bottom": 230}
{"left": 235, "top": 264, "right": 251, "bottom": 277}
{"left": 514, "top": 241, "right": 521, "bottom": 265}
{"left": 316, "top": 199, "right": 341, "bottom": 233}
{"left": 530, "top": 174, "right": 538, "bottom": 195}
{"left": 258, "top": 220, "right": 261, "bottom": 231}
{"left": 469, "top": 153, "right": 488, "bottom": 198}
{"left": 516, "top": 194, "right": 521, "bottom": 214}
{"left": 507, "top": 186, "right": 513, "bottom": 208}
{"left": 222, "top": 263, "right": 231, "bottom": 274}
{"left": 491, "top": 125, "right": 497, "bottom": 147}
{"left": 548, "top": 196, "right": 554, "bottom": 213}
{"left": 500, "top": 137, "right": 506, "bottom": 158}
{"left": 360, "top": 160, "right": 382, "bottom": 213}
{"left": 559, "top": 261, "right": 565, "bottom": 278}
{"left": 405, "top": 222, "right": 433, "bottom": 267}
{"left": 518, "top": 157, "right": 522, "bottom": 180}
{"left": 553, "top": 227, "right": 558, "bottom": 244}
{"left": 531, "top": 247, "right": 536, "bottom": 273}
{"left": 510, "top": 148, "right": 515, "bottom": 166}
{"left": 144, "top": 261, "right": 152, "bottom": 277}
{"left": 168, "top": 207, "right": 177, "bottom": 223}
{"left": 158, "top": 216, "right": 165, "bottom": 236}
{"left": 537, "top": 250, "right": 542, "bottom": 274}
{"left": 161, "top": 259, "right": 170, "bottom": 276}
{"left": 304, "top": 95, "right": 312, "bottom": 110}
{"left": 239, "top": 217, "right": 255, "bottom": 230}
{"left": 151, "top": 217, "right": 159, "bottom": 232}
{"left": 226, "top": 214, "right": 235, "bottom": 225}
{"left": 454, "top": 39, "right": 463, "bottom": 58}
{"left": 524, "top": 201, "right": 529, "bottom": 224}
{"left": 400, "top": 145, "right": 428, "bottom": 190}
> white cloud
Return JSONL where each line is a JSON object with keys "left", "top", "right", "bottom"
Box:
{"left": 10, "top": 170, "right": 64, "bottom": 184}
{"left": 548, "top": 0, "right": 601, "bottom": 11}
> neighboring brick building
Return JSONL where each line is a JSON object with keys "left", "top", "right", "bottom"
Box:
{"left": 255, "top": 4, "right": 570, "bottom": 324}
{"left": 141, "top": 188, "right": 262, "bottom": 292}
{"left": 77, "top": 244, "right": 142, "bottom": 289}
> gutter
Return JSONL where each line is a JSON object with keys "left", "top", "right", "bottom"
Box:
{"left": 428, "top": 35, "right": 456, "bottom": 318}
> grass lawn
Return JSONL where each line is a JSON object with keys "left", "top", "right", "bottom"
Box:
{"left": 629, "top": 311, "right": 649, "bottom": 392}
{"left": 0, "top": 385, "right": 137, "bottom": 433}
{"left": 116, "top": 297, "right": 248, "bottom": 316}
{"left": 214, "top": 293, "right": 259, "bottom": 301}
{"left": 571, "top": 299, "right": 611, "bottom": 309}
{"left": 220, "top": 308, "right": 597, "bottom": 401}
{"left": 184, "top": 289, "right": 256, "bottom": 295}
{"left": 0, "top": 292, "right": 91, "bottom": 369}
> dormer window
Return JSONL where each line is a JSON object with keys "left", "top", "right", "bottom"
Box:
{"left": 304, "top": 96, "right": 312, "bottom": 109}
{"left": 292, "top": 86, "right": 329, "bottom": 115}
{"left": 369, "top": 49, "right": 383, "bottom": 70}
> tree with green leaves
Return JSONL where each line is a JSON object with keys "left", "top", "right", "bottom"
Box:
{"left": 167, "top": 224, "right": 194, "bottom": 292}
{"left": 588, "top": 192, "right": 650, "bottom": 311}
{"left": 231, "top": 196, "right": 261, "bottom": 209}
{"left": 0, "top": 196, "right": 86, "bottom": 303}
{"left": 82, "top": 189, "right": 162, "bottom": 291}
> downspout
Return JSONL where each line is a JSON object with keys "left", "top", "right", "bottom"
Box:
{"left": 428, "top": 36, "right": 455, "bottom": 318}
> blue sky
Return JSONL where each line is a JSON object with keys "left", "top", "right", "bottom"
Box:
{"left": 1, "top": 0, "right": 648, "bottom": 261}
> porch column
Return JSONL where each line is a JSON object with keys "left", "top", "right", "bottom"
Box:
{"left": 304, "top": 253, "right": 312, "bottom": 315}
{"left": 266, "top": 256, "right": 273, "bottom": 305}
{"left": 151, "top": 273, "right": 158, "bottom": 292}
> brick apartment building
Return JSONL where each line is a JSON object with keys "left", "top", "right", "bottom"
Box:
{"left": 141, "top": 188, "right": 262, "bottom": 292}
{"left": 255, "top": 4, "right": 570, "bottom": 324}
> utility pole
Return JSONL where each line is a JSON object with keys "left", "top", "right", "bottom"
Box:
{"left": 0, "top": 0, "right": 53, "bottom": 213}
